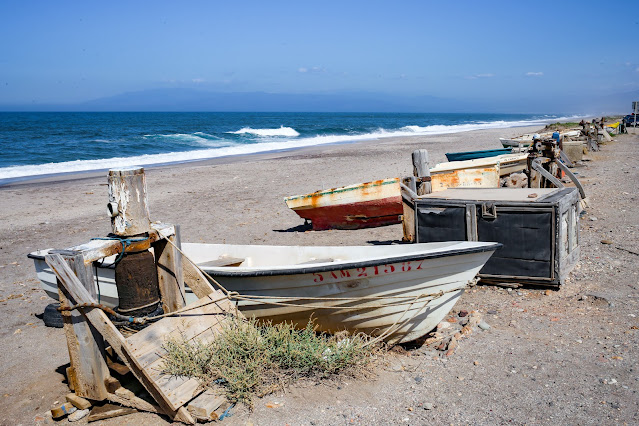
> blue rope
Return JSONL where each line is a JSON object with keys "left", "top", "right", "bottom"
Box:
{"left": 219, "top": 403, "right": 234, "bottom": 421}
{"left": 91, "top": 236, "right": 149, "bottom": 264}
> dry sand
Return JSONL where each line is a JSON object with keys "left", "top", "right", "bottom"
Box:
{"left": 1, "top": 125, "right": 638, "bottom": 425}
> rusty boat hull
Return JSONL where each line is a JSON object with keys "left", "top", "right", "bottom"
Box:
{"left": 284, "top": 178, "right": 403, "bottom": 230}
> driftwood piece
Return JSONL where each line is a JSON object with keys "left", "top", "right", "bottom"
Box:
{"left": 87, "top": 403, "right": 137, "bottom": 422}
{"left": 108, "top": 167, "right": 151, "bottom": 236}
{"left": 66, "top": 393, "right": 92, "bottom": 410}
{"left": 46, "top": 253, "right": 196, "bottom": 424}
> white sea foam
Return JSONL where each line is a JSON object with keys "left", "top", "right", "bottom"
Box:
{"left": 0, "top": 116, "right": 576, "bottom": 182}
{"left": 229, "top": 126, "right": 300, "bottom": 137}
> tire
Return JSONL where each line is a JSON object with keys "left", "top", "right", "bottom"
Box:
{"left": 43, "top": 303, "right": 64, "bottom": 328}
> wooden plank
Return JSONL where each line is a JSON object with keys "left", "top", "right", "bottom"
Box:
{"left": 68, "top": 223, "right": 175, "bottom": 264}
{"left": 45, "top": 254, "right": 195, "bottom": 424}
{"left": 187, "top": 390, "right": 225, "bottom": 422}
{"left": 126, "top": 295, "right": 231, "bottom": 369}
{"left": 106, "top": 392, "right": 161, "bottom": 414}
{"left": 154, "top": 232, "right": 186, "bottom": 314}
{"left": 56, "top": 253, "right": 109, "bottom": 401}
{"left": 88, "top": 404, "right": 137, "bottom": 422}
{"left": 66, "top": 393, "right": 92, "bottom": 410}
{"left": 125, "top": 294, "right": 236, "bottom": 410}
{"left": 105, "top": 376, "right": 122, "bottom": 393}
{"left": 181, "top": 255, "right": 216, "bottom": 298}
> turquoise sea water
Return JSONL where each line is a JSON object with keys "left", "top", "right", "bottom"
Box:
{"left": 0, "top": 112, "right": 571, "bottom": 184}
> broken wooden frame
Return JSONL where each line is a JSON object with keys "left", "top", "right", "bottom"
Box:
{"left": 46, "top": 167, "right": 239, "bottom": 423}
{"left": 45, "top": 243, "right": 237, "bottom": 424}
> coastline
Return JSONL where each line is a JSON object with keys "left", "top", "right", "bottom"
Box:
{"left": 0, "top": 124, "right": 541, "bottom": 188}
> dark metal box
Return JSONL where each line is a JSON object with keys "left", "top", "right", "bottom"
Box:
{"left": 402, "top": 187, "right": 580, "bottom": 287}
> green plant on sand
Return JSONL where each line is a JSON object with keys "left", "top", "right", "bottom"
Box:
{"left": 161, "top": 316, "right": 375, "bottom": 407}
{"left": 541, "top": 122, "right": 580, "bottom": 131}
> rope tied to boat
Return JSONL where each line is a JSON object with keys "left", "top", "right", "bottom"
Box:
{"left": 90, "top": 236, "right": 149, "bottom": 264}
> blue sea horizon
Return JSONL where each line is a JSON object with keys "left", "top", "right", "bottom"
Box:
{"left": 0, "top": 111, "right": 574, "bottom": 183}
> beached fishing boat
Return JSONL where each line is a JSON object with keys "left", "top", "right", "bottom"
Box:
{"left": 429, "top": 153, "right": 529, "bottom": 191}
{"left": 499, "top": 130, "right": 582, "bottom": 148}
{"left": 445, "top": 148, "right": 512, "bottom": 162}
{"left": 29, "top": 241, "right": 499, "bottom": 344}
{"left": 284, "top": 178, "right": 403, "bottom": 230}
{"left": 499, "top": 135, "right": 536, "bottom": 148}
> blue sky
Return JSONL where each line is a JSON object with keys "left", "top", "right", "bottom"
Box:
{"left": 0, "top": 0, "right": 637, "bottom": 111}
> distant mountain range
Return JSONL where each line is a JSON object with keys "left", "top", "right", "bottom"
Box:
{"left": 1, "top": 88, "right": 636, "bottom": 114}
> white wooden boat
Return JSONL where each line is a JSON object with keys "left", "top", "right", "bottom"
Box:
{"left": 500, "top": 130, "right": 582, "bottom": 147}
{"left": 429, "top": 153, "right": 529, "bottom": 192}
{"left": 29, "top": 241, "right": 499, "bottom": 344}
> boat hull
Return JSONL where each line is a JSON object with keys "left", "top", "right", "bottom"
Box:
{"left": 29, "top": 241, "right": 499, "bottom": 344}
{"left": 205, "top": 251, "right": 488, "bottom": 343}
{"left": 289, "top": 196, "right": 402, "bottom": 230}
{"left": 284, "top": 178, "right": 402, "bottom": 230}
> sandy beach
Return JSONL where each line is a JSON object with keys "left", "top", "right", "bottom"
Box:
{"left": 1, "top": 124, "right": 638, "bottom": 425}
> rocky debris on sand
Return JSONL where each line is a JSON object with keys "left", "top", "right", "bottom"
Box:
{"left": 420, "top": 311, "right": 483, "bottom": 356}
{"left": 478, "top": 321, "right": 491, "bottom": 330}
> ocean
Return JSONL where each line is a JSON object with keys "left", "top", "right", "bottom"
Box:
{"left": 0, "top": 112, "right": 570, "bottom": 184}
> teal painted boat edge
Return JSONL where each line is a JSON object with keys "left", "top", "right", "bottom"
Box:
{"left": 445, "top": 148, "right": 512, "bottom": 162}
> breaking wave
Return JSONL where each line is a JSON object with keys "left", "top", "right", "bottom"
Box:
{"left": 229, "top": 126, "right": 300, "bottom": 137}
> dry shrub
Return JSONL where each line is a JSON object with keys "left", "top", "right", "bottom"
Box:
{"left": 161, "top": 316, "right": 375, "bottom": 406}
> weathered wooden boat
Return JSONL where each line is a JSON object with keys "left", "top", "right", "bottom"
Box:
{"left": 284, "top": 178, "right": 403, "bottom": 230}
{"left": 429, "top": 153, "right": 529, "bottom": 192}
{"left": 445, "top": 148, "right": 512, "bottom": 162}
{"left": 29, "top": 241, "right": 500, "bottom": 344}
{"left": 500, "top": 130, "right": 582, "bottom": 147}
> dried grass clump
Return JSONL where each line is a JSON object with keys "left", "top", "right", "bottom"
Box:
{"left": 161, "top": 316, "right": 374, "bottom": 406}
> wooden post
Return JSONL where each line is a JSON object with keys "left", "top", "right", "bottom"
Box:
{"left": 154, "top": 225, "right": 185, "bottom": 313}
{"left": 412, "top": 149, "right": 432, "bottom": 196}
{"left": 57, "top": 252, "right": 109, "bottom": 400}
{"left": 108, "top": 167, "right": 151, "bottom": 236}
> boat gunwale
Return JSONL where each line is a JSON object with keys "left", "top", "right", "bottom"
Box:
{"left": 199, "top": 243, "right": 501, "bottom": 277}
{"left": 28, "top": 242, "right": 502, "bottom": 278}
{"left": 284, "top": 178, "right": 399, "bottom": 203}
